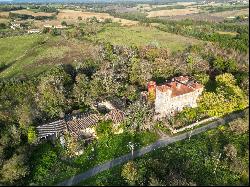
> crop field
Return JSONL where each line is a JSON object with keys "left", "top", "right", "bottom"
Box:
{"left": 160, "top": 13, "right": 225, "bottom": 22}
{"left": 210, "top": 8, "right": 249, "bottom": 18}
{"left": 0, "top": 35, "right": 99, "bottom": 79}
{"left": 90, "top": 25, "right": 201, "bottom": 52}
{"left": 156, "top": 7, "right": 249, "bottom": 22}
{"left": 57, "top": 9, "right": 112, "bottom": 20}
{"left": 146, "top": 7, "right": 200, "bottom": 17}
{"left": 0, "top": 18, "right": 8, "bottom": 23}
{"left": 10, "top": 9, "right": 54, "bottom": 17}
{"left": 57, "top": 9, "right": 138, "bottom": 26}
{"left": 135, "top": 2, "right": 196, "bottom": 12}
{"left": 0, "top": 11, "right": 9, "bottom": 18}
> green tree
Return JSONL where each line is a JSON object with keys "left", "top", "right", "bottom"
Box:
{"left": 124, "top": 101, "right": 154, "bottom": 132}
{"left": 51, "top": 28, "right": 61, "bottom": 36}
{"left": 0, "top": 154, "right": 29, "bottom": 185}
{"left": 121, "top": 161, "right": 140, "bottom": 185}
{"left": 194, "top": 73, "right": 210, "bottom": 85}
{"left": 36, "top": 66, "right": 72, "bottom": 118}
{"left": 72, "top": 73, "right": 89, "bottom": 106}
{"left": 28, "top": 126, "right": 37, "bottom": 144}
{"left": 61, "top": 21, "right": 67, "bottom": 26}
{"left": 199, "top": 73, "right": 248, "bottom": 117}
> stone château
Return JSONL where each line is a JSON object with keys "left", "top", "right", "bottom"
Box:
{"left": 147, "top": 76, "right": 204, "bottom": 118}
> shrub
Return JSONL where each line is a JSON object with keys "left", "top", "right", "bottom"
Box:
{"left": 27, "top": 126, "right": 37, "bottom": 144}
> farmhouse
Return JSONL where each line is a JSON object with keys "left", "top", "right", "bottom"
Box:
{"left": 54, "top": 25, "right": 67, "bottom": 29}
{"left": 43, "top": 24, "right": 53, "bottom": 28}
{"left": 36, "top": 108, "right": 125, "bottom": 141}
{"left": 10, "top": 22, "right": 21, "bottom": 30}
{"left": 147, "top": 76, "right": 204, "bottom": 118}
{"left": 27, "top": 29, "right": 40, "bottom": 34}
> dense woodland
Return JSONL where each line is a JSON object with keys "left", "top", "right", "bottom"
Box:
{"left": 0, "top": 2, "right": 249, "bottom": 186}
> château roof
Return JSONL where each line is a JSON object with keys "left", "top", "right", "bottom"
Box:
{"left": 156, "top": 76, "right": 203, "bottom": 98}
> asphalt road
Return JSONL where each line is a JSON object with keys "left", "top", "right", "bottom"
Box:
{"left": 57, "top": 109, "right": 248, "bottom": 186}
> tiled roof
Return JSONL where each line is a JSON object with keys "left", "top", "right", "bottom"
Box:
{"left": 66, "top": 114, "right": 100, "bottom": 138}
{"left": 105, "top": 109, "right": 125, "bottom": 124}
{"left": 166, "top": 82, "right": 195, "bottom": 97}
{"left": 156, "top": 76, "right": 203, "bottom": 98}
{"left": 36, "top": 120, "right": 66, "bottom": 139}
{"left": 36, "top": 109, "right": 126, "bottom": 140}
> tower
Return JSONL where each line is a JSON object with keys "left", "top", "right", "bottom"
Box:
{"left": 147, "top": 81, "right": 156, "bottom": 101}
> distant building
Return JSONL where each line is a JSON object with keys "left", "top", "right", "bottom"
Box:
{"left": 43, "top": 24, "right": 53, "bottom": 28}
{"left": 43, "top": 24, "right": 67, "bottom": 29}
{"left": 54, "top": 25, "right": 67, "bottom": 29}
{"left": 226, "top": 16, "right": 236, "bottom": 19}
{"left": 10, "top": 22, "right": 21, "bottom": 30}
{"left": 147, "top": 76, "right": 204, "bottom": 118}
{"left": 27, "top": 29, "right": 40, "bottom": 34}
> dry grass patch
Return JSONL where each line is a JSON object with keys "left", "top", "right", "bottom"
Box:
{"left": 147, "top": 7, "right": 200, "bottom": 17}
{"left": 210, "top": 8, "right": 249, "bottom": 18}
{"left": 57, "top": 9, "right": 112, "bottom": 20}
{"left": 0, "top": 11, "right": 9, "bottom": 18}
{"left": 34, "top": 20, "right": 64, "bottom": 28}
{"left": 10, "top": 9, "right": 54, "bottom": 17}
{"left": 216, "top": 31, "right": 238, "bottom": 36}
{"left": 56, "top": 9, "right": 138, "bottom": 26}
{"left": 0, "top": 18, "right": 8, "bottom": 23}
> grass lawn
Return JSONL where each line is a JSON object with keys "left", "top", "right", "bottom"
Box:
{"left": 89, "top": 25, "right": 202, "bottom": 52}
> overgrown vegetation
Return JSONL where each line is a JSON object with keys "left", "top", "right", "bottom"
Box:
{"left": 0, "top": 1, "right": 249, "bottom": 186}
{"left": 79, "top": 112, "right": 249, "bottom": 186}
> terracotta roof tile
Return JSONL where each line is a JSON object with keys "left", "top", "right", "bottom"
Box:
{"left": 156, "top": 79, "right": 203, "bottom": 98}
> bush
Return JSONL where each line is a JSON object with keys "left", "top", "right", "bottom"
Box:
{"left": 96, "top": 121, "right": 113, "bottom": 137}
{"left": 27, "top": 126, "right": 37, "bottom": 144}
{"left": 0, "top": 154, "right": 29, "bottom": 185}
{"left": 121, "top": 161, "right": 140, "bottom": 185}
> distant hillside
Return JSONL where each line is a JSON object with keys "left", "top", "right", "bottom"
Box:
{"left": 2, "top": 0, "right": 202, "bottom": 4}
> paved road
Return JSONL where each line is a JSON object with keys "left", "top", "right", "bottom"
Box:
{"left": 57, "top": 109, "right": 248, "bottom": 186}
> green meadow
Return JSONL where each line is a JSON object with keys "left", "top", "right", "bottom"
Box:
{"left": 0, "top": 25, "right": 202, "bottom": 79}
{"left": 0, "top": 34, "right": 96, "bottom": 79}
{"left": 90, "top": 25, "right": 202, "bottom": 52}
{"left": 0, "top": 34, "right": 61, "bottom": 78}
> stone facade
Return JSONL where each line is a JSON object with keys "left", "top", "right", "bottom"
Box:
{"left": 149, "top": 76, "right": 203, "bottom": 118}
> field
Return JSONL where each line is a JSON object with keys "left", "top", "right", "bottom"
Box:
{"left": 159, "top": 13, "right": 225, "bottom": 22}
{"left": 157, "top": 7, "right": 249, "bottom": 22}
{"left": 10, "top": 9, "right": 55, "bottom": 17}
{"left": 0, "top": 35, "right": 99, "bottom": 79}
{"left": 0, "top": 18, "right": 8, "bottom": 23}
{"left": 57, "top": 9, "right": 113, "bottom": 20}
{"left": 0, "top": 11, "right": 9, "bottom": 18}
{"left": 90, "top": 25, "right": 201, "bottom": 52}
{"left": 32, "top": 9, "right": 138, "bottom": 27}
{"left": 57, "top": 9, "right": 138, "bottom": 26}
{"left": 146, "top": 7, "right": 200, "bottom": 17}
{"left": 210, "top": 8, "right": 249, "bottom": 18}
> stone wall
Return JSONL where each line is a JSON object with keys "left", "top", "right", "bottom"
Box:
{"left": 155, "top": 88, "right": 203, "bottom": 118}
